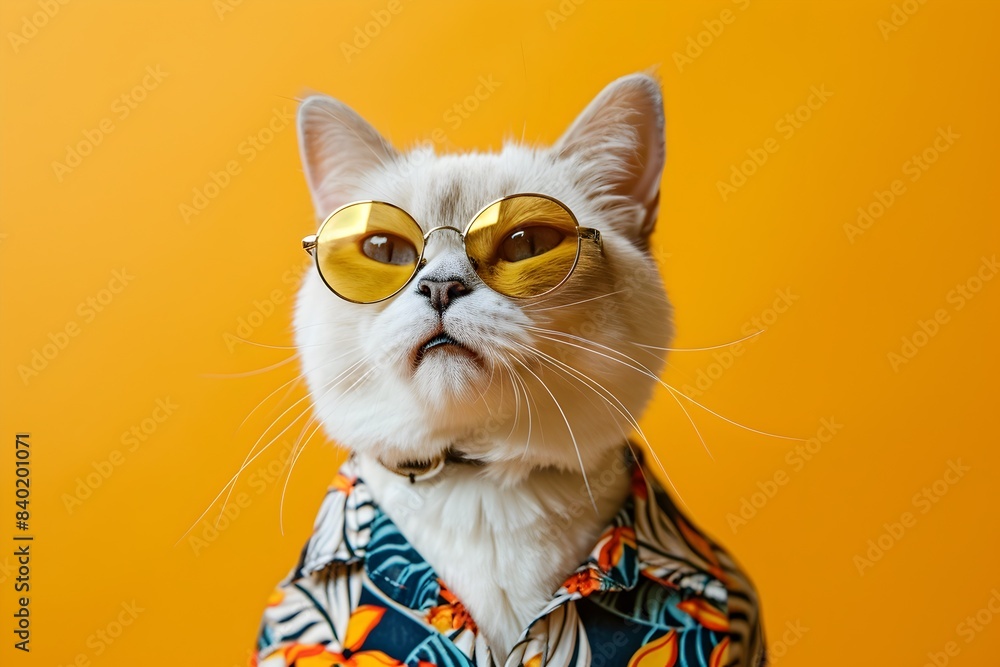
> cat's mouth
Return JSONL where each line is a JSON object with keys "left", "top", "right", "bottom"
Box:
{"left": 413, "top": 330, "right": 477, "bottom": 366}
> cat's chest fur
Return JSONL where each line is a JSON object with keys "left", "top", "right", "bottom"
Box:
{"left": 357, "top": 455, "right": 631, "bottom": 660}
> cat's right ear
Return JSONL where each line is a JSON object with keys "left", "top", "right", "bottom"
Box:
{"left": 298, "top": 96, "right": 398, "bottom": 219}
{"left": 552, "top": 73, "right": 665, "bottom": 248}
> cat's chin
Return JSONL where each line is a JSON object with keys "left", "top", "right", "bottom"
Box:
{"left": 406, "top": 328, "right": 489, "bottom": 401}
{"left": 410, "top": 347, "right": 488, "bottom": 403}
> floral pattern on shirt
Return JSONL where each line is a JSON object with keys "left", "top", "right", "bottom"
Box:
{"left": 254, "top": 449, "right": 765, "bottom": 667}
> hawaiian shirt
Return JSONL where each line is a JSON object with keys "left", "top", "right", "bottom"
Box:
{"left": 253, "top": 450, "right": 765, "bottom": 667}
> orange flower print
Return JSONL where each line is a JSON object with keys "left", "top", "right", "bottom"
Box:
{"left": 677, "top": 598, "right": 729, "bottom": 633}
{"left": 639, "top": 568, "right": 679, "bottom": 591}
{"left": 709, "top": 636, "right": 731, "bottom": 667}
{"left": 674, "top": 515, "right": 724, "bottom": 579}
{"left": 266, "top": 588, "right": 286, "bottom": 607}
{"left": 426, "top": 581, "right": 477, "bottom": 634}
{"left": 562, "top": 568, "right": 603, "bottom": 596}
{"left": 281, "top": 644, "right": 342, "bottom": 666}
{"left": 628, "top": 629, "right": 678, "bottom": 667}
{"left": 330, "top": 472, "right": 356, "bottom": 495}
{"left": 597, "top": 526, "right": 636, "bottom": 572}
{"left": 629, "top": 465, "right": 649, "bottom": 501}
{"left": 278, "top": 606, "right": 401, "bottom": 667}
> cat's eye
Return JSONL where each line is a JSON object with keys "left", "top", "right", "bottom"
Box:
{"left": 303, "top": 194, "right": 602, "bottom": 303}
{"left": 361, "top": 233, "right": 418, "bottom": 265}
{"left": 498, "top": 226, "right": 567, "bottom": 263}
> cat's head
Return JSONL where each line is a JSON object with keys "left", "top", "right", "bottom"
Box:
{"left": 294, "top": 73, "right": 673, "bottom": 483}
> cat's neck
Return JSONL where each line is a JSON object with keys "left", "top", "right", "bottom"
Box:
{"left": 356, "top": 446, "right": 632, "bottom": 659}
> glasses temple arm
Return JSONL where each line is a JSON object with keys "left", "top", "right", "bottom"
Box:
{"left": 302, "top": 235, "right": 317, "bottom": 257}
{"left": 579, "top": 227, "right": 603, "bottom": 255}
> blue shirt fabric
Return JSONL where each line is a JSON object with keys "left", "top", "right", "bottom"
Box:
{"left": 253, "top": 450, "right": 764, "bottom": 667}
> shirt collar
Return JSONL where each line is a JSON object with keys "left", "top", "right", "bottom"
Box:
{"left": 292, "top": 447, "right": 728, "bottom": 609}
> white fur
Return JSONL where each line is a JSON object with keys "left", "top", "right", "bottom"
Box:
{"left": 294, "top": 73, "right": 673, "bottom": 657}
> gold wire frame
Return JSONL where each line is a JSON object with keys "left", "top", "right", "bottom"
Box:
{"left": 301, "top": 193, "right": 603, "bottom": 303}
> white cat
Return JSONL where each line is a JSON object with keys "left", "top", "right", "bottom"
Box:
{"left": 255, "top": 73, "right": 765, "bottom": 667}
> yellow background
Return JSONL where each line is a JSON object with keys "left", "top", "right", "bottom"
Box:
{"left": 2, "top": 1, "right": 999, "bottom": 665}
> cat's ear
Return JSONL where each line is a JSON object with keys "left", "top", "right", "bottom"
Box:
{"left": 553, "top": 73, "right": 665, "bottom": 246}
{"left": 298, "top": 95, "right": 398, "bottom": 219}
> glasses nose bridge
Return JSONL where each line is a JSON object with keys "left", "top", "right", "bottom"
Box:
{"left": 422, "top": 224, "right": 465, "bottom": 242}
{"left": 420, "top": 224, "right": 467, "bottom": 257}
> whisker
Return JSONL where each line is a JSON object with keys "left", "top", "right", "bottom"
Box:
{"left": 279, "top": 419, "right": 325, "bottom": 535}
{"left": 513, "top": 341, "right": 688, "bottom": 505}
{"left": 271, "top": 358, "right": 373, "bottom": 535}
{"left": 217, "top": 373, "right": 310, "bottom": 530}
{"left": 508, "top": 357, "right": 537, "bottom": 457}
{"left": 201, "top": 353, "right": 300, "bottom": 378}
{"left": 513, "top": 357, "right": 595, "bottom": 512}
{"left": 529, "top": 329, "right": 802, "bottom": 442}
{"left": 664, "top": 386, "right": 712, "bottom": 461}
{"left": 515, "top": 347, "right": 628, "bottom": 454}
{"left": 523, "top": 289, "right": 627, "bottom": 313}
{"left": 665, "top": 385, "right": 804, "bottom": 442}
{"left": 513, "top": 341, "right": 640, "bottom": 438}
{"left": 636, "top": 328, "right": 765, "bottom": 352}
{"left": 492, "top": 357, "right": 503, "bottom": 407}
{"left": 471, "top": 361, "right": 494, "bottom": 418}
{"left": 495, "top": 356, "right": 527, "bottom": 449}
{"left": 216, "top": 358, "right": 370, "bottom": 529}
{"left": 222, "top": 338, "right": 299, "bottom": 351}
{"left": 176, "top": 357, "right": 371, "bottom": 545}
{"left": 236, "top": 371, "right": 305, "bottom": 435}
{"left": 499, "top": 358, "right": 523, "bottom": 444}
{"left": 215, "top": 377, "right": 332, "bottom": 529}
{"left": 234, "top": 351, "right": 361, "bottom": 452}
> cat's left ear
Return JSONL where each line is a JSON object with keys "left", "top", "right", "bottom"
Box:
{"left": 298, "top": 95, "right": 399, "bottom": 220}
{"left": 553, "top": 73, "right": 665, "bottom": 246}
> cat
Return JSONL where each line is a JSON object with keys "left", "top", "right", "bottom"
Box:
{"left": 254, "top": 72, "right": 766, "bottom": 666}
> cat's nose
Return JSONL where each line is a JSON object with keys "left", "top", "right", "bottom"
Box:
{"left": 417, "top": 278, "right": 470, "bottom": 313}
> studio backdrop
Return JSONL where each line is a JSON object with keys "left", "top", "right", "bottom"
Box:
{"left": 1, "top": 1, "right": 998, "bottom": 666}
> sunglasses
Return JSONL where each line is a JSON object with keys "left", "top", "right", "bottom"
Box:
{"left": 302, "top": 193, "right": 602, "bottom": 304}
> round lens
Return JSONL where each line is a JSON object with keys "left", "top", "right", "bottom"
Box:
{"left": 315, "top": 202, "right": 424, "bottom": 303}
{"left": 465, "top": 195, "right": 580, "bottom": 298}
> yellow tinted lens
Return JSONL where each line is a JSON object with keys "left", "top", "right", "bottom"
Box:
{"left": 315, "top": 202, "right": 423, "bottom": 303}
{"left": 466, "top": 195, "right": 579, "bottom": 298}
